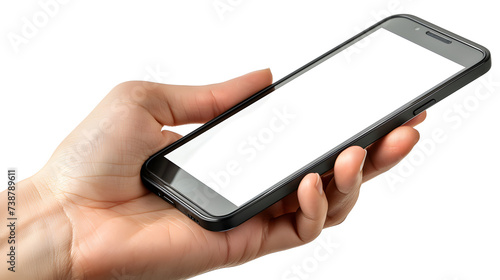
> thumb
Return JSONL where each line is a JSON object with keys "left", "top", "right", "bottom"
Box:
{"left": 130, "top": 68, "right": 274, "bottom": 127}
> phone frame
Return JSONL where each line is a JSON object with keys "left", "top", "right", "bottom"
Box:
{"left": 141, "top": 14, "right": 491, "bottom": 231}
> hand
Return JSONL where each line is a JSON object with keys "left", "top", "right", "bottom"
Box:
{"left": 0, "top": 69, "right": 424, "bottom": 279}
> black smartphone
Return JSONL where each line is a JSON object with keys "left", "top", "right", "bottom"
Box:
{"left": 141, "top": 14, "right": 491, "bottom": 231}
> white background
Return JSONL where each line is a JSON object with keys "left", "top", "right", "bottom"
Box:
{"left": 0, "top": 1, "right": 498, "bottom": 280}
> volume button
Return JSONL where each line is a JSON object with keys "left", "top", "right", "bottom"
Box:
{"left": 413, "top": 99, "right": 436, "bottom": 116}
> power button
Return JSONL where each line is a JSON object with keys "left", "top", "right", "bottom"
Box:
{"left": 413, "top": 99, "right": 436, "bottom": 116}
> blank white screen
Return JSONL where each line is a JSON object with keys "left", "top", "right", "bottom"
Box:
{"left": 166, "top": 28, "right": 463, "bottom": 206}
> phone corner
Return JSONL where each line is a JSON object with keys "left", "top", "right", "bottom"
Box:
{"left": 386, "top": 13, "right": 418, "bottom": 20}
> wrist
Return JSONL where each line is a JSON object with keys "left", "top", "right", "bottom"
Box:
{"left": 1, "top": 175, "right": 74, "bottom": 279}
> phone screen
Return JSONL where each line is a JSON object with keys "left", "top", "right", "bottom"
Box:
{"left": 165, "top": 27, "right": 464, "bottom": 207}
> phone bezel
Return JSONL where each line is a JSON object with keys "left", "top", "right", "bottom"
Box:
{"left": 141, "top": 14, "right": 491, "bottom": 231}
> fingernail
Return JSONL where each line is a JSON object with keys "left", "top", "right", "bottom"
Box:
{"left": 360, "top": 150, "right": 367, "bottom": 172}
{"left": 315, "top": 173, "right": 323, "bottom": 195}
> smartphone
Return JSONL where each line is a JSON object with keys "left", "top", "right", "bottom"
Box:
{"left": 141, "top": 14, "right": 491, "bottom": 231}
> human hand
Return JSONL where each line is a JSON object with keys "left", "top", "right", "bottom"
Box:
{"left": 0, "top": 69, "right": 424, "bottom": 279}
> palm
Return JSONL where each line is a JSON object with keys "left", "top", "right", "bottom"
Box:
{"left": 51, "top": 85, "right": 285, "bottom": 279}
{"left": 39, "top": 70, "right": 423, "bottom": 279}
{"left": 61, "top": 162, "right": 286, "bottom": 279}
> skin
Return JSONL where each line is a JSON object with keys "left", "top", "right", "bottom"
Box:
{"left": 0, "top": 69, "right": 425, "bottom": 279}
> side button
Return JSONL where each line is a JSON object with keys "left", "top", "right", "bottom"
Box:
{"left": 161, "top": 195, "right": 175, "bottom": 206}
{"left": 413, "top": 99, "right": 436, "bottom": 116}
{"left": 157, "top": 192, "right": 175, "bottom": 205}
